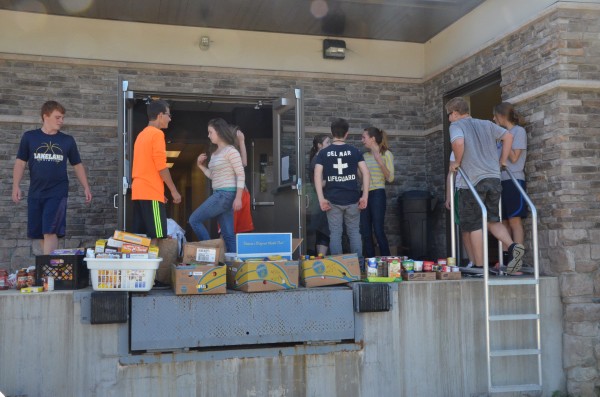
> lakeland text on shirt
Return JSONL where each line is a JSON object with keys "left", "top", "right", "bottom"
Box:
{"left": 16, "top": 129, "right": 82, "bottom": 198}
{"left": 315, "top": 143, "right": 364, "bottom": 206}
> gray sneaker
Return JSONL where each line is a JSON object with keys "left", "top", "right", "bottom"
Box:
{"left": 506, "top": 243, "right": 525, "bottom": 274}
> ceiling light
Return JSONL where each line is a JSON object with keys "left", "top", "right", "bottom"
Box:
{"left": 165, "top": 151, "right": 181, "bottom": 158}
{"left": 166, "top": 163, "right": 174, "bottom": 168}
{"left": 254, "top": 100, "right": 263, "bottom": 110}
{"left": 323, "top": 39, "right": 346, "bottom": 60}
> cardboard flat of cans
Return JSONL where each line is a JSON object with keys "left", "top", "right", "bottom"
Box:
{"left": 301, "top": 254, "right": 361, "bottom": 288}
{"left": 436, "top": 271, "right": 462, "bottom": 280}
{"left": 171, "top": 263, "right": 226, "bottom": 295}
{"left": 402, "top": 271, "right": 436, "bottom": 281}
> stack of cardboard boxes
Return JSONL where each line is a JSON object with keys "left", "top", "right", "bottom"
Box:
{"left": 171, "top": 233, "right": 362, "bottom": 295}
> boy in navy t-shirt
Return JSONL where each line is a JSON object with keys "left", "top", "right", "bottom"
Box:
{"left": 314, "top": 118, "right": 370, "bottom": 256}
{"left": 12, "top": 101, "right": 92, "bottom": 254}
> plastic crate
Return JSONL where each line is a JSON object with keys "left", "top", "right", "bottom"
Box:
{"left": 36, "top": 255, "right": 89, "bottom": 290}
{"left": 85, "top": 258, "right": 161, "bottom": 292}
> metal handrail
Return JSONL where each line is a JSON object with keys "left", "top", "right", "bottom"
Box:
{"left": 454, "top": 167, "right": 491, "bottom": 391}
{"left": 449, "top": 166, "right": 542, "bottom": 392}
{"left": 503, "top": 168, "right": 542, "bottom": 388}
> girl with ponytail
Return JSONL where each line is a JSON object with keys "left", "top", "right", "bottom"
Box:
{"left": 493, "top": 102, "right": 528, "bottom": 266}
{"left": 360, "top": 127, "right": 395, "bottom": 257}
{"left": 308, "top": 134, "right": 331, "bottom": 255}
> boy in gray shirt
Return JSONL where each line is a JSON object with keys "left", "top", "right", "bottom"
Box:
{"left": 447, "top": 97, "right": 525, "bottom": 274}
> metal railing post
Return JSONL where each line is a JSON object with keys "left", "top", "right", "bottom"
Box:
{"left": 504, "top": 168, "right": 542, "bottom": 386}
{"left": 457, "top": 167, "right": 491, "bottom": 391}
{"left": 449, "top": 171, "right": 456, "bottom": 259}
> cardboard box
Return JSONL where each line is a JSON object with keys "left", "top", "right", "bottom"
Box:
{"left": 148, "top": 245, "right": 160, "bottom": 259}
{"left": 121, "top": 243, "right": 149, "bottom": 254}
{"left": 95, "top": 239, "right": 107, "bottom": 254}
{"left": 301, "top": 254, "right": 361, "bottom": 288}
{"left": 226, "top": 260, "right": 299, "bottom": 292}
{"left": 171, "top": 264, "right": 226, "bottom": 295}
{"left": 402, "top": 271, "right": 437, "bottom": 281}
{"left": 113, "top": 230, "right": 151, "bottom": 247}
{"left": 436, "top": 271, "right": 462, "bottom": 281}
{"left": 155, "top": 238, "right": 177, "bottom": 285}
{"left": 182, "top": 239, "right": 225, "bottom": 265}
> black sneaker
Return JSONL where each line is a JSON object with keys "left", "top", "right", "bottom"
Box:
{"left": 506, "top": 243, "right": 525, "bottom": 274}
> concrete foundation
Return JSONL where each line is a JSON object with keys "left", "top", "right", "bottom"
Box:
{"left": 0, "top": 278, "right": 564, "bottom": 397}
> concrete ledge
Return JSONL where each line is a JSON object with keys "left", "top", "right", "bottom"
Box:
{"left": 0, "top": 278, "right": 565, "bottom": 397}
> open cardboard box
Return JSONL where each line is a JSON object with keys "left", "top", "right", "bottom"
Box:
{"left": 182, "top": 239, "right": 225, "bottom": 265}
{"left": 301, "top": 254, "right": 361, "bottom": 288}
{"left": 171, "top": 263, "right": 226, "bottom": 295}
{"left": 436, "top": 271, "right": 462, "bottom": 281}
{"left": 402, "top": 271, "right": 436, "bottom": 281}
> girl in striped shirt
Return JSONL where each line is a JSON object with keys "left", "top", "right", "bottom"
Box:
{"left": 360, "top": 127, "right": 395, "bottom": 257}
{"left": 189, "top": 118, "right": 245, "bottom": 252}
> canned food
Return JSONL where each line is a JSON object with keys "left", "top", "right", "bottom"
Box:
{"left": 447, "top": 257, "right": 456, "bottom": 266}
{"left": 43, "top": 276, "right": 55, "bottom": 291}
{"left": 401, "top": 260, "right": 414, "bottom": 272}
{"left": 388, "top": 259, "right": 402, "bottom": 279}
{"left": 423, "top": 261, "right": 434, "bottom": 272}
{"left": 413, "top": 261, "right": 424, "bottom": 272}
{"left": 378, "top": 258, "right": 388, "bottom": 277}
{"left": 438, "top": 258, "right": 447, "bottom": 266}
{"left": 367, "top": 259, "right": 378, "bottom": 277}
{"left": 441, "top": 265, "right": 448, "bottom": 272}
{"left": 452, "top": 266, "right": 460, "bottom": 273}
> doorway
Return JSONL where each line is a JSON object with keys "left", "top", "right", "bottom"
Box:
{"left": 443, "top": 70, "right": 503, "bottom": 264}
{"left": 117, "top": 85, "right": 306, "bottom": 251}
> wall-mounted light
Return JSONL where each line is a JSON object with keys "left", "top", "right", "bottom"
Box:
{"left": 200, "top": 36, "right": 210, "bottom": 51}
{"left": 255, "top": 100, "right": 263, "bottom": 110}
{"left": 323, "top": 39, "right": 346, "bottom": 60}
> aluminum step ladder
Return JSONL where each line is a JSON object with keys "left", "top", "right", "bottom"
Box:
{"left": 450, "top": 167, "right": 542, "bottom": 394}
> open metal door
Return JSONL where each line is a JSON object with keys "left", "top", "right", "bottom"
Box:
{"left": 116, "top": 78, "right": 134, "bottom": 230}
{"left": 271, "top": 89, "right": 305, "bottom": 253}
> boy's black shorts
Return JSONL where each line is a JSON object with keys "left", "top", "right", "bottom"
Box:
{"left": 458, "top": 178, "right": 502, "bottom": 232}
{"left": 132, "top": 200, "right": 167, "bottom": 239}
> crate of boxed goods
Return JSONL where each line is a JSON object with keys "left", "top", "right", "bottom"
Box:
{"left": 85, "top": 258, "right": 161, "bottom": 292}
{"left": 402, "top": 271, "right": 436, "bottom": 282}
{"left": 436, "top": 271, "right": 462, "bottom": 281}
{"left": 226, "top": 259, "right": 299, "bottom": 292}
{"left": 36, "top": 250, "right": 89, "bottom": 290}
{"left": 172, "top": 263, "right": 226, "bottom": 295}
{"left": 301, "top": 254, "right": 361, "bottom": 288}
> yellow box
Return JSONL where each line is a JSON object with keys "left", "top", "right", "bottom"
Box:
{"left": 95, "top": 239, "right": 107, "bottom": 254}
{"left": 20, "top": 286, "right": 44, "bottom": 293}
{"left": 301, "top": 254, "right": 361, "bottom": 288}
{"left": 171, "top": 264, "right": 226, "bottom": 295}
{"left": 227, "top": 260, "right": 299, "bottom": 292}
{"left": 148, "top": 245, "right": 160, "bottom": 259}
{"left": 113, "top": 230, "right": 151, "bottom": 247}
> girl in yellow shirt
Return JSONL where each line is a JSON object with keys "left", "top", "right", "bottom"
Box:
{"left": 361, "top": 127, "right": 395, "bottom": 257}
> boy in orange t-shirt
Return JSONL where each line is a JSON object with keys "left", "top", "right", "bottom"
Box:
{"left": 131, "top": 100, "right": 181, "bottom": 239}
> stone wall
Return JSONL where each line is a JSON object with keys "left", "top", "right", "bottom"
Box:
{"left": 422, "top": 6, "right": 600, "bottom": 395}
{"left": 0, "top": 59, "right": 425, "bottom": 270}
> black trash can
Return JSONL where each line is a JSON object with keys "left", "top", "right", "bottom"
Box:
{"left": 398, "top": 190, "right": 436, "bottom": 260}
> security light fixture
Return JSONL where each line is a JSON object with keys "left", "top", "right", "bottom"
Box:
{"left": 323, "top": 39, "right": 346, "bottom": 60}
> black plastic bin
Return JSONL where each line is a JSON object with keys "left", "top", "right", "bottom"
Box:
{"left": 35, "top": 254, "right": 89, "bottom": 290}
{"left": 398, "top": 191, "right": 436, "bottom": 260}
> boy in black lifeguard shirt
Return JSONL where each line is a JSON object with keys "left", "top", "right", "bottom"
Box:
{"left": 314, "top": 118, "right": 370, "bottom": 256}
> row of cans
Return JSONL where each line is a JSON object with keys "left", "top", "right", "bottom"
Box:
{"left": 367, "top": 257, "right": 460, "bottom": 276}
